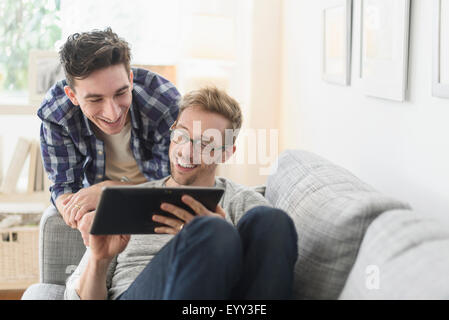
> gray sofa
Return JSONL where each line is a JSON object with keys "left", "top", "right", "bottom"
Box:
{"left": 22, "top": 150, "right": 449, "bottom": 299}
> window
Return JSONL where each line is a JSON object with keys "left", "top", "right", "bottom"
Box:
{"left": 59, "top": 0, "right": 181, "bottom": 65}
{"left": 0, "top": 0, "right": 61, "bottom": 104}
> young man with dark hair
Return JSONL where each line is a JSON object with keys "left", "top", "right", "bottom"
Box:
{"left": 66, "top": 87, "right": 298, "bottom": 300}
{"left": 38, "top": 28, "right": 180, "bottom": 229}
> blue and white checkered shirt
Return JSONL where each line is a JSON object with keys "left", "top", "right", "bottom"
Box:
{"left": 38, "top": 67, "right": 180, "bottom": 205}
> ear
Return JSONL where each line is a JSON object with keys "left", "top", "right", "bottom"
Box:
{"left": 64, "top": 86, "right": 80, "bottom": 106}
{"left": 129, "top": 69, "right": 134, "bottom": 90}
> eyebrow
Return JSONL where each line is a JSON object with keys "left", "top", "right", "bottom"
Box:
{"left": 84, "top": 85, "right": 130, "bottom": 100}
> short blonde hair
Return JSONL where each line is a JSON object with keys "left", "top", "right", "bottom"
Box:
{"left": 178, "top": 87, "right": 243, "bottom": 132}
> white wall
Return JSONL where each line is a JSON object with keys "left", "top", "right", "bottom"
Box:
{"left": 281, "top": 0, "right": 449, "bottom": 222}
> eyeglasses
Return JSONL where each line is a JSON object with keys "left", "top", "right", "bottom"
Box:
{"left": 169, "top": 124, "right": 227, "bottom": 153}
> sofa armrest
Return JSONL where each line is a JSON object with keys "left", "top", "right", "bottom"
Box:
{"left": 39, "top": 205, "right": 86, "bottom": 285}
{"left": 250, "top": 185, "right": 266, "bottom": 197}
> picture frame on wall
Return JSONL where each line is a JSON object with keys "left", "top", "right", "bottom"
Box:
{"left": 28, "top": 50, "right": 65, "bottom": 106}
{"left": 360, "top": 0, "right": 411, "bottom": 101}
{"left": 322, "top": 0, "right": 352, "bottom": 86}
{"left": 432, "top": 0, "right": 449, "bottom": 98}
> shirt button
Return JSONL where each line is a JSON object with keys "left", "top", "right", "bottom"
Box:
{"left": 97, "top": 174, "right": 103, "bottom": 179}
{"left": 98, "top": 150, "right": 103, "bottom": 155}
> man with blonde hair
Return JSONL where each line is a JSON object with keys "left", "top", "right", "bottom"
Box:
{"left": 65, "top": 87, "right": 298, "bottom": 300}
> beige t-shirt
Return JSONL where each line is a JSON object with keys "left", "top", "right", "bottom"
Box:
{"left": 93, "top": 120, "right": 147, "bottom": 184}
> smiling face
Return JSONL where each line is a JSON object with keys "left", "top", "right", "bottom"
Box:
{"left": 64, "top": 64, "right": 133, "bottom": 135}
{"left": 167, "top": 105, "right": 235, "bottom": 187}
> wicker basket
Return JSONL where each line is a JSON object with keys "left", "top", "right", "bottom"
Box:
{"left": 0, "top": 226, "right": 39, "bottom": 289}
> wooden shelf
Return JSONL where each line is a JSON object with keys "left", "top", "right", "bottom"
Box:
{"left": 0, "top": 192, "right": 50, "bottom": 214}
{"left": 0, "top": 288, "right": 27, "bottom": 300}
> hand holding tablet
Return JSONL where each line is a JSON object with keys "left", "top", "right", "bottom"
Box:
{"left": 152, "top": 194, "right": 226, "bottom": 235}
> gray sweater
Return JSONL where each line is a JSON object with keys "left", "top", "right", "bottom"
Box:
{"left": 64, "top": 176, "right": 270, "bottom": 300}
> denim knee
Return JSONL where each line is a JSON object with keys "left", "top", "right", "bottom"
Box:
{"left": 182, "top": 216, "right": 242, "bottom": 260}
{"left": 241, "top": 206, "right": 297, "bottom": 239}
{"left": 238, "top": 206, "right": 298, "bottom": 255}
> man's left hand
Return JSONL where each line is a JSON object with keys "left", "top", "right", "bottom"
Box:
{"left": 152, "top": 195, "right": 226, "bottom": 235}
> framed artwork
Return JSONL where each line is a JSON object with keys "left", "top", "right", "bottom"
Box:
{"left": 433, "top": 0, "right": 449, "bottom": 98}
{"left": 360, "top": 0, "right": 411, "bottom": 101}
{"left": 322, "top": 0, "right": 352, "bottom": 85}
{"left": 28, "top": 50, "right": 65, "bottom": 106}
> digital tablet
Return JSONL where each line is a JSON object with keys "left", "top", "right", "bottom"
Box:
{"left": 90, "top": 186, "right": 225, "bottom": 235}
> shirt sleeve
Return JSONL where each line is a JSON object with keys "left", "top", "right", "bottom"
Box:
{"left": 40, "top": 120, "right": 85, "bottom": 204}
{"left": 64, "top": 248, "right": 90, "bottom": 300}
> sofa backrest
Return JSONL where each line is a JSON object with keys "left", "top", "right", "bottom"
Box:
{"left": 340, "top": 209, "right": 449, "bottom": 299}
{"left": 265, "top": 150, "right": 410, "bottom": 299}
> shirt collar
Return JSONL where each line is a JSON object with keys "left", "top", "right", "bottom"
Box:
{"left": 128, "top": 99, "right": 140, "bottom": 131}
{"left": 81, "top": 112, "right": 95, "bottom": 136}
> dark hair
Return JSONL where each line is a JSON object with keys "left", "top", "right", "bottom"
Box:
{"left": 59, "top": 27, "right": 131, "bottom": 89}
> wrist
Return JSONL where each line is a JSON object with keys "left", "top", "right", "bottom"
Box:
{"left": 89, "top": 256, "right": 112, "bottom": 272}
{"left": 90, "top": 181, "right": 114, "bottom": 194}
{"left": 91, "top": 181, "right": 107, "bottom": 191}
{"left": 97, "top": 180, "right": 112, "bottom": 187}
{"left": 78, "top": 255, "right": 110, "bottom": 300}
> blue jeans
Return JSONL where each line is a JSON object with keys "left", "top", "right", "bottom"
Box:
{"left": 117, "top": 206, "right": 298, "bottom": 300}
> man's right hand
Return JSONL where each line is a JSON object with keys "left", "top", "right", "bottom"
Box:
{"left": 62, "top": 184, "right": 104, "bottom": 228}
{"left": 56, "top": 181, "right": 137, "bottom": 229}
{"left": 55, "top": 193, "right": 75, "bottom": 227}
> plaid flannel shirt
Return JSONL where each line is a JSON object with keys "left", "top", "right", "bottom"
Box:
{"left": 38, "top": 67, "right": 180, "bottom": 205}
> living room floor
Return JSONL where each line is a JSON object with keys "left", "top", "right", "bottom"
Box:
{"left": 0, "top": 289, "right": 24, "bottom": 300}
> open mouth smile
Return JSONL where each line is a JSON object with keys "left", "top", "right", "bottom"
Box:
{"left": 98, "top": 114, "right": 123, "bottom": 127}
{"left": 175, "top": 157, "right": 198, "bottom": 171}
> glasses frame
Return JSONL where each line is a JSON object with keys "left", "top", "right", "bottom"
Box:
{"left": 169, "top": 122, "right": 228, "bottom": 154}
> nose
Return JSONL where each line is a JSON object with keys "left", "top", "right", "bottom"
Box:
{"left": 102, "top": 98, "right": 121, "bottom": 120}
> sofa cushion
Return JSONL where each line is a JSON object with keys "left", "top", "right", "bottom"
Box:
{"left": 21, "top": 283, "right": 65, "bottom": 300}
{"left": 265, "top": 150, "right": 410, "bottom": 299}
{"left": 339, "top": 209, "right": 449, "bottom": 299}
